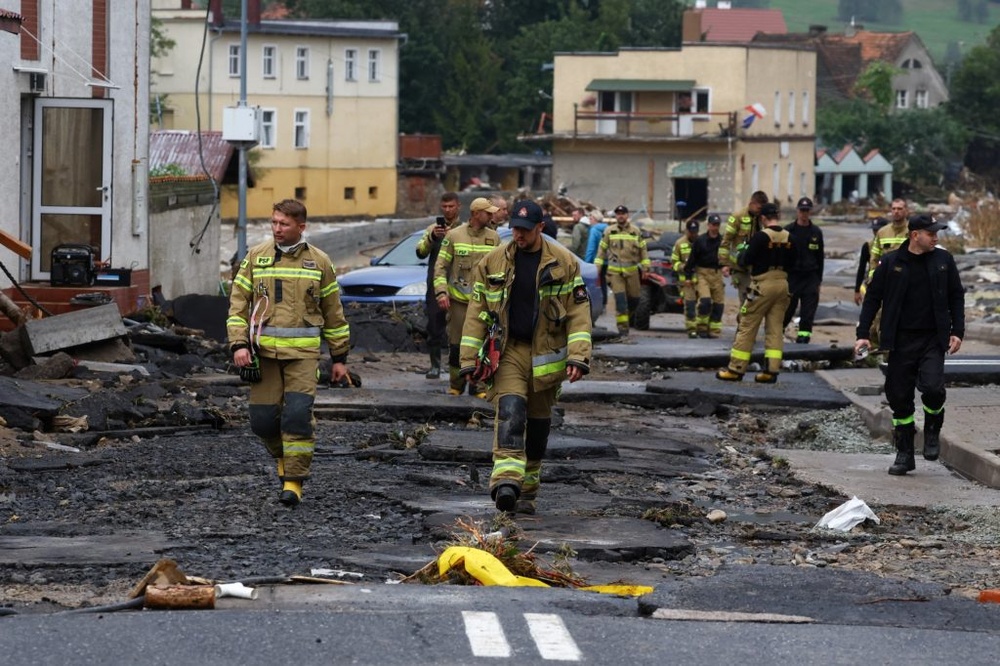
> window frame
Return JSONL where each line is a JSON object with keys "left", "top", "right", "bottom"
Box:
{"left": 368, "top": 48, "right": 381, "bottom": 82}
{"left": 296, "top": 46, "right": 309, "bottom": 80}
{"left": 345, "top": 48, "right": 357, "bottom": 81}
{"left": 895, "top": 89, "right": 909, "bottom": 109}
{"left": 228, "top": 44, "right": 240, "bottom": 78}
{"left": 915, "top": 89, "right": 929, "bottom": 109}
{"left": 260, "top": 108, "right": 277, "bottom": 148}
{"left": 262, "top": 44, "right": 277, "bottom": 79}
{"left": 293, "top": 108, "right": 310, "bottom": 149}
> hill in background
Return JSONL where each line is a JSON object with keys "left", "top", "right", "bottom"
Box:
{"left": 769, "top": 0, "right": 994, "bottom": 67}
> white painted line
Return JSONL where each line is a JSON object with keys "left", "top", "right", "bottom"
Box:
{"left": 651, "top": 608, "right": 815, "bottom": 623}
{"left": 462, "top": 611, "right": 511, "bottom": 658}
{"left": 524, "top": 613, "right": 582, "bottom": 662}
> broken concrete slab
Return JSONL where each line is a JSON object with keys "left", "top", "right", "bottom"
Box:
{"left": 21, "top": 302, "right": 126, "bottom": 356}
{"left": 417, "top": 429, "right": 617, "bottom": 463}
{"left": 0, "top": 376, "right": 88, "bottom": 415}
{"left": 519, "top": 515, "right": 694, "bottom": 562}
{"left": 594, "top": 336, "right": 854, "bottom": 369}
{"left": 646, "top": 371, "right": 851, "bottom": 410}
{"left": 314, "top": 388, "right": 491, "bottom": 422}
{"left": 0, "top": 533, "right": 177, "bottom": 566}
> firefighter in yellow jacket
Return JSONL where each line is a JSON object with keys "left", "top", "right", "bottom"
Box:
{"left": 434, "top": 197, "right": 500, "bottom": 396}
{"left": 720, "top": 191, "right": 768, "bottom": 308}
{"left": 227, "top": 199, "right": 351, "bottom": 508}
{"left": 594, "top": 205, "right": 650, "bottom": 336}
{"left": 671, "top": 219, "right": 700, "bottom": 338}
{"left": 460, "top": 200, "right": 592, "bottom": 514}
{"left": 717, "top": 203, "right": 792, "bottom": 383}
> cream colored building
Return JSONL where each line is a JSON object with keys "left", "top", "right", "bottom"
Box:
{"left": 534, "top": 43, "right": 817, "bottom": 220}
{"left": 152, "top": 2, "right": 401, "bottom": 219}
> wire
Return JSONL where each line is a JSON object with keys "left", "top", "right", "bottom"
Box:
{"left": 19, "top": 25, "right": 117, "bottom": 88}
{"left": 190, "top": 3, "right": 221, "bottom": 256}
{"left": 0, "top": 259, "right": 54, "bottom": 317}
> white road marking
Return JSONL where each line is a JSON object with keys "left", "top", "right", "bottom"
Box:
{"left": 524, "top": 613, "right": 582, "bottom": 661}
{"left": 462, "top": 611, "right": 511, "bottom": 658}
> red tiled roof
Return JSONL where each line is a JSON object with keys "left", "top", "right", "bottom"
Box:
{"left": 149, "top": 130, "right": 234, "bottom": 183}
{"left": 694, "top": 8, "right": 787, "bottom": 42}
{"left": 824, "top": 30, "right": 912, "bottom": 63}
{"left": 862, "top": 148, "right": 882, "bottom": 163}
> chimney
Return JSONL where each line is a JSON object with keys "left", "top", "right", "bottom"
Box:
{"left": 682, "top": 10, "right": 703, "bottom": 42}
{"left": 248, "top": 0, "right": 261, "bottom": 26}
{"left": 808, "top": 25, "right": 827, "bottom": 38}
{"left": 209, "top": 0, "right": 223, "bottom": 26}
{"left": 717, "top": 1, "right": 732, "bottom": 9}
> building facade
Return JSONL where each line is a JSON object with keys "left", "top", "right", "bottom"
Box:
{"left": 152, "top": 0, "right": 401, "bottom": 219}
{"left": 531, "top": 43, "right": 816, "bottom": 220}
{"left": 1, "top": 0, "right": 151, "bottom": 297}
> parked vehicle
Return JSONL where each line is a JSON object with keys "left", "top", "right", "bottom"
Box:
{"left": 631, "top": 230, "right": 684, "bottom": 330}
{"left": 338, "top": 228, "right": 606, "bottom": 322}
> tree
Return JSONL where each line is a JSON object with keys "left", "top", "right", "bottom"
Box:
{"left": 948, "top": 25, "right": 1000, "bottom": 183}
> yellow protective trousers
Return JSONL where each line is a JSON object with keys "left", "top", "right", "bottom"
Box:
{"left": 695, "top": 268, "right": 725, "bottom": 335}
{"left": 248, "top": 356, "right": 319, "bottom": 481}
{"left": 727, "top": 271, "right": 790, "bottom": 375}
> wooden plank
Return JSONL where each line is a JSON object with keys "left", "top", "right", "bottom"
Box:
{"left": 21, "top": 302, "right": 126, "bottom": 355}
{"left": 0, "top": 229, "right": 31, "bottom": 259}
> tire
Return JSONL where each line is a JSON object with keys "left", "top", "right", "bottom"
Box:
{"left": 633, "top": 285, "right": 653, "bottom": 330}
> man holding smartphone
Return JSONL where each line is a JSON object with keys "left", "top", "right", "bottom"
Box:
{"left": 416, "top": 192, "right": 461, "bottom": 378}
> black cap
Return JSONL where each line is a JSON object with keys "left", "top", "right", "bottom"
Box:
{"left": 760, "top": 203, "right": 780, "bottom": 218}
{"left": 908, "top": 214, "right": 947, "bottom": 233}
{"left": 796, "top": 197, "right": 814, "bottom": 210}
{"left": 613, "top": 205, "right": 628, "bottom": 214}
{"left": 707, "top": 214, "right": 721, "bottom": 225}
{"left": 509, "top": 200, "right": 543, "bottom": 229}
{"left": 686, "top": 220, "right": 700, "bottom": 232}
{"left": 870, "top": 216, "right": 889, "bottom": 232}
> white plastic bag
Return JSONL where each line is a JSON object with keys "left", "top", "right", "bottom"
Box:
{"left": 815, "top": 496, "right": 880, "bottom": 531}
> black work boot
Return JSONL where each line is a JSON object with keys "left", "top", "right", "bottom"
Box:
{"left": 493, "top": 484, "right": 518, "bottom": 512}
{"left": 424, "top": 347, "right": 441, "bottom": 379}
{"left": 888, "top": 424, "right": 916, "bottom": 476}
{"left": 923, "top": 409, "right": 944, "bottom": 461}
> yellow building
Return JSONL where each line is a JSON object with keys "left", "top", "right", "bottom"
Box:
{"left": 151, "top": 2, "right": 401, "bottom": 219}
{"left": 528, "top": 43, "right": 816, "bottom": 220}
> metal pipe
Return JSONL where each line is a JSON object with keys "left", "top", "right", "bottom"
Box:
{"left": 237, "top": 0, "right": 249, "bottom": 260}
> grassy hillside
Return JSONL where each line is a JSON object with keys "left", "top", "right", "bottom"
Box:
{"left": 769, "top": 0, "right": 996, "bottom": 66}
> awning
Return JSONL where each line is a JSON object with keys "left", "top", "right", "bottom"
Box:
{"left": 585, "top": 79, "right": 696, "bottom": 93}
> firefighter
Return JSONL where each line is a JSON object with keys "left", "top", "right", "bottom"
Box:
{"left": 433, "top": 197, "right": 500, "bottom": 397}
{"left": 782, "top": 197, "right": 824, "bottom": 344}
{"left": 685, "top": 214, "right": 725, "bottom": 338}
{"left": 460, "top": 200, "right": 592, "bottom": 514}
{"left": 594, "top": 205, "right": 650, "bottom": 337}
{"left": 416, "top": 192, "right": 462, "bottom": 379}
{"left": 672, "top": 219, "right": 700, "bottom": 338}
{"left": 855, "top": 214, "right": 964, "bottom": 476}
{"left": 227, "top": 199, "right": 351, "bottom": 508}
{"left": 720, "top": 191, "right": 768, "bottom": 309}
{"left": 716, "top": 203, "right": 792, "bottom": 383}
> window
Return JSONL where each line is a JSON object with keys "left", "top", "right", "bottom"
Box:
{"left": 915, "top": 89, "right": 929, "bottom": 109}
{"left": 296, "top": 47, "right": 309, "bottom": 79}
{"left": 802, "top": 92, "right": 810, "bottom": 126}
{"left": 260, "top": 109, "right": 276, "bottom": 148}
{"left": 344, "top": 187, "right": 356, "bottom": 200}
{"left": 345, "top": 48, "right": 357, "bottom": 81}
{"left": 262, "top": 45, "right": 277, "bottom": 78}
{"left": 895, "top": 90, "right": 909, "bottom": 109}
{"left": 368, "top": 186, "right": 378, "bottom": 199}
{"left": 228, "top": 44, "right": 240, "bottom": 77}
{"left": 787, "top": 163, "right": 794, "bottom": 198}
{"left": 294, "top": 109, "right": 310, "bottom": 148}
{"left": 788, "top": 90, "right": 795, "bottom": 125}
{"left": 295, "top": 186, "right": 306, "bottom": 199}
{"left": 368, "top": 49, "right": 381, "bottom": 82}
{"left": 774, "top": 91, "right": 781, "bottom": 126}
{"left": 690, "top": 88, "right": 710, "bottom": 117}
{"left": 751, "top": 163, "right": 759, "bottom": 192}
{"left": 902, "top": 59, "right": 923, "bottom": 69}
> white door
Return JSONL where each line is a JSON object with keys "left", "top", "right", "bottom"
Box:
{"left": 31, "top": 98, "right": 113, "bottom": 279}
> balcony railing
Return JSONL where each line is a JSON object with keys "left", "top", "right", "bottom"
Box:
{"left": 572, "top": 105, "right": 738, "bottom": 139}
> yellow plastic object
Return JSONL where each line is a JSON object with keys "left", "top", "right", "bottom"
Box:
{"left": 580, "top": 584, "right": 654, "bottom": 597}
{"left": 438, "top": 546, "right": 549, "bottom": 588}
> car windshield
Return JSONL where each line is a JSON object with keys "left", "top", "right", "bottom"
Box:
{"left": 374, "top": 233, "right": 425, "bottom": 267}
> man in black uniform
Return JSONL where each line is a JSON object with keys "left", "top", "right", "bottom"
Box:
{"left": 685, "top": 214, "right": 725, "bottom": 338}
{"left": 855, "top": 214, "right": 965, "bottom": 476}
{"left": 416, "top": 192, "right": 461, "bottom": 378}
{"left": 782, "top": 197, "right": 824, "bottom": 344}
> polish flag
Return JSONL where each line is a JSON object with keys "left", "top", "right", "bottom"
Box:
{"left": 741, "top": 103, "right": 767, "bottom": 129}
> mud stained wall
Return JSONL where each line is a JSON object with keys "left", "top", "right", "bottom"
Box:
{"left": 149, "top": 179, "right": 221, "bottom": 299}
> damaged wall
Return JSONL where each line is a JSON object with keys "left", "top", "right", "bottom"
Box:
{"left": 149, "top": 178, "right": 221, "bottom": 299}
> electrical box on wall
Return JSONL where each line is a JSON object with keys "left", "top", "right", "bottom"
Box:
{"left": 222, "top": 106, "right": 261, "bottom": 145}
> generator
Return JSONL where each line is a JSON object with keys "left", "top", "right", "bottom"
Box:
{"left": 50, "top": 244, "right": 96, "bottom": 287}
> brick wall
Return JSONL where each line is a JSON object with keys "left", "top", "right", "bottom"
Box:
{"left": 20, "top": 0, "right": 38, "bottom": 60}
{"left": 91, "top": 0, "right": 107, "bottom": 99}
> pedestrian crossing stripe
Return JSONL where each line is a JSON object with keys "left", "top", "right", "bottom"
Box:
{"left": 462, "top": 611, "right": 582, "bottom": 661}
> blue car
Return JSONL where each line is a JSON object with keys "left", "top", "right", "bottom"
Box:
{"left": 338, "top": 228, "right": 605, "bottom": 322}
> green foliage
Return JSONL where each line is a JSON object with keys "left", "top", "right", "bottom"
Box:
{"left": 852, "top": 61, "right": 898, "bottom": 113}
{"left": 150, "top": 17, "right": 176, "bottom": 60}
{"left": 837, "top": 0, "right": 903, "bottom": 25}
{"left": 948, "top": 24, "right": 1000, "bottom": 184}
{"left": 150, "top": 163, "right": 186, "bottom": 178}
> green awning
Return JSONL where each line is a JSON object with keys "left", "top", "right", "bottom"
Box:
{"left": 585, "top": 79, "right": 696, "bottom": 93}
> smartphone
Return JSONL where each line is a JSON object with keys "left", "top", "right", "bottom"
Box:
{"left": 436, "top": 216, "right": 446, "bottom": 226}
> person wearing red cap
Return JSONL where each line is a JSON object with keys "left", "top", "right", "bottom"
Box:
{"left": 855, "top": 214, "right": 964, "bottom": 476}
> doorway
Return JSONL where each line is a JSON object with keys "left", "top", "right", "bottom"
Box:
{"left": 31, "top": 98, "right": 113, "bottom": 279}
{"left": 673, "top": 178, "right": 708, "bottom": 224}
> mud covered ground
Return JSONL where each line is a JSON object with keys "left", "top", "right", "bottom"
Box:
{"left": 2, "top": 339, "right": 1000, "bottom": 614}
